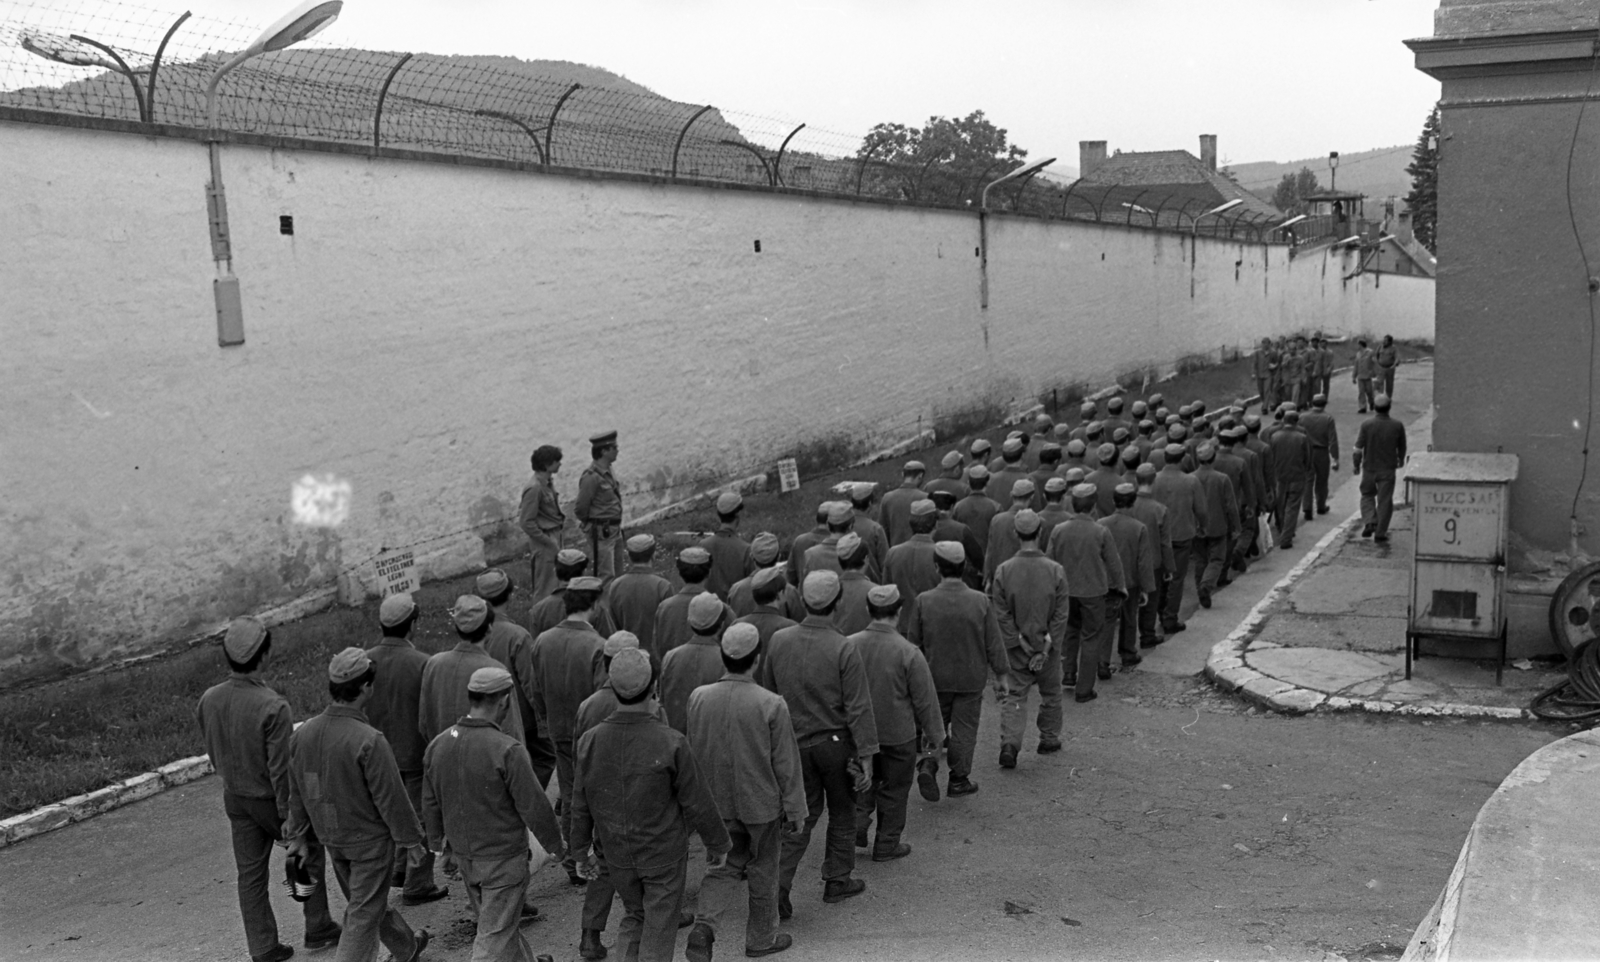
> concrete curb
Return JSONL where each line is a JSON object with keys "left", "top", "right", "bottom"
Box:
{"left": 1203, "top": 508, "right": 1536, "bottom": 722}
{"left": 0, "top": 755, "right": 212, "bottom": 849}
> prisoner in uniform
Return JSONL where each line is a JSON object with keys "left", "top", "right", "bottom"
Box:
{"left": 603, "top": 534, "right": 675, "bottom": 653}
{"left": 528, "top": 575, "right": 608, "bottom": 886}
{"left": 1213, "top": 428, "right": 1257, "bottom": 577}
{"left": 848, "top": 585, "right": 944, "bottom": 851}
{"left": 735, "top": 567, "right": 800, "bottom": 660}
{"left": 285, "top": 648, "right": 428, "bottom": 962}
{"left": 987, "top": 438, "right": 1031, "bottom": 511}
{"left": 1253, "top": 337, "right": 1276, "bottom": 409}
{"left": 989, "top": 510, "right": 1070, "bottom": 769}
{"left": 1085, "top": 443, "right": 1123, "bottom": 518}
{"left": 950, "top": 465, "right": 1001, "bottom": 551}
{"left": 1377, "top": 335, "right": 1399, "bottom": 398}
{"left": 1068, "top": 402, "right": 1098, "bottom": 444}
{"left": 982, "top": 479, "right": 1036, "bottom": 586}
{"left": 763, "top": 570, "right": 879, "bottom": 917}
{"left": 1099, "top": 485, "right": 1156, "bottom": 672}
{"left": 700, "top": 492, "right": 755, "bottom": 601}
{"left": 968, "top": 438, "right": 993, "bottom": 472}
{"left": 518, "top": 444, "right": 566, "bottom": 603}
{"left": 848, "top": 483, "right": 890, "bottom": 580}
{"left": 1268, "top": 410, "right": 1313, "bottom": 549}
{"left": 802, "top": 501, "right": 857, "bottom": 579}
{"left": 1149, "top": 445, "right": 1208, "bottom": 635}
{"left": 1222, "top": 427, "right": 1265, "bottom": 563}
{"left": 1191, "top": 443, "right": 1241, "bottom": 609}
{"left": 685, "top": 623, "right": 807, "bottom": 962}
{"left": 786, "top": 506, "right": 831, "bottom": 589}
{"left": 528, "top": 549, "right": 617, "bottom": 640}
{"left": 1244, "top": 415, "right": 1277, "bottom": 551}
{"left": 1299, "top": 394, "right": 1341, "bottom": 517}
{"left": 882, "top": 500, "right": 942, "bottom": 634}
{"left": 421, "top": 666, "right": 564, "bottom": 962}
{"left": 1280, "top": 343, "right": 1306, "bottom": 414}
{"left": 1036, "top": 476, "right": 1073, "bottom": 547}
{"left": 420, "top": 596, "right": 525, "bottom": 747}
{"left": 1127, "top": 464, "right": 1176, "bottom": 648}
{"left": 879, "top": 461, "right": 927, "bottom": 547}
{"left": 1045, "top": 484, "right": 1126, "bottom": 700}
{"left": 571, "top": 649, "right": 732, "bottom": 962}
{"left": 654, "top": 547, "right": 733, "bottom": 661}
{"left": 908, "top": 543, "right": 1007, "bottom": 797}
{"left": 831, "top": 533, "right": 879, "bottom": 636}
{"left": 928, "top": 490, "right": 985, "bottom": 587}
{"left": 659, "top": 592, "right": 730, "bottom": 733}
{"left": 198, "top": 618, "right": 339, "bottom": 962}
{"left": 364, "top": 593, "right": 449, "bottom": 902}
{"left": 1102, "top": 396, "right": 1131, "bottom": 440}
{"left": 1354, "top": 394, "right": 1407, "bottom": 543}
{"left": 478, "top": 568, "right": 557, "bottom": 794}
{"left": 574, "top": 431, "right": 624, "bottom": 580}
{"left": 730, "top": 533, "right": 803, "bottom": 620}
{"left": 1030, "top": 444, "right": 1062, "bottom": 506}
{"left": 923, "top": 451, "right": 970, "bottom": 503}
{"left": 1353, "top": 339, "right": 1379, "bottom": 413}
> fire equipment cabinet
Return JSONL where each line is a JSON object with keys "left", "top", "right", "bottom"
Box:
{"left": 1405, "top": 452, "right": 1519, "bottom": 684}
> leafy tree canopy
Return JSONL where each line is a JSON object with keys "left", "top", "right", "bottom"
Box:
{"left": 1271, "top": 167, "right": 1322, "bottom": 215}
{"left": 857, "top": 110, "right": 1029, "bottom": 205}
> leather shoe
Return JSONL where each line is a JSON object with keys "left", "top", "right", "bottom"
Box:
{"left": 746, "top": 933, "right": 794, "bottom": 957}
{"left": 1122, "top": 656, "right": 1142, "bottom": 668}
{"left": 1075, "top": 691, "right": 1098, "bottom": 704}
{"left": 1163, "top": 621, "right": 1186, "bottom": 635}
{"left": 823, "top": 878, "right": 867, "bottom": 903}
{"left": 520, "top": 903, "right": 541, "bottom": 922}
{"left": 580, "top": 928, "right": 608, "bottom": 960}
{"left": 856, "top": 826, "right": 869, "bottom": 848}
{"left": 778, "top": 888, "right": 793, "bottom": 920}
{"left": 1374, "top": 533, "right": 1390, "bottom": 544}
{"left": 1037, "top": 740, "right": 1062, "bottom": 754}
{"left": 1198, "top": 586, "right": 1212, "bottom": 609}
{"left": 998, "top": 746, "right": 1017, "bottom": 769}
{"left": 1361, "top": 524, "right": 1375, "bottom": 538}
{"left": 1304, "top": 512, "right": 1314, "bottom": 521}
{"left": 304, "top": 926, "right": 341, "bottom": 951}
{"left": 1097, "top": 666, "right": 1113, "bottom": 680}
{"left": 400, "top": 930, "right": 429, "bottom": 962}
{"left": 253, "top": 945, "right": 294, "bottom": 962}
{"left": 947, "top": 778, "right": 980, "bottom": 797}
{"left": 872, "top": 842, "right": 911, "bottom": 862}
{"left": 1318, "top": 506, "right": 1330, "bottom": 515}
{"left": 916, "top": 762, "right": 940, "bottom": 802}
{"left": 390, "top": 870, "right": 406, "bottom": 889}
{"left": 686, "top": 922, "right": 714, "bottom": 962}
{"left": 401, "top": 885, "right": 448, "bottom": 906}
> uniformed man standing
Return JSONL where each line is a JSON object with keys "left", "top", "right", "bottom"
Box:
{"left": 285, "top": 648, "right": 429, "bottom": 962}
{"left": 528, "top": 575, "right": 608, "bottom": 886}
{"left": 848, "top": 484, "right": 889, "bottom": 580}
{"left": 764, "top": 571, "right": 878, "bottom": 916}
{"left": 198, "top": 618, "right": 340, "bottom": 962}
{"left": 686, "top": 623, "right": 807, "bottom": 962}
{"left": 802, "top": 502, "right": 856, "bottom": 578}
{"left": 1353, "top": 339, "right": 1379, "bottom": 413}
{"left": 879, "top": 461, "right": 927, "bottom": 547}
{"left": 1191, "top": 444, "right": 1241, "bottom": 609}
{"left": 728, "top": 533, "right": 784, "bottom": 617}
{"left": 831, "top": 533, "right": 878, "bottom": 635}
{"left": 660, "top": 593, "right": 730, "bottom": 733}
{"left": 519, "top": 445, "right": 567, "bottom": 604}
{"left": 421, "top": 666, "right": 565, "bottom": 962}
{"left": 983, "top": 479, "right": 1036, "bottom": 586}
{"left": 847, "top": 584, "right": 943, "bottom": 855}
{"left": 1099, "top": 485, "right": 1156, "bottom": 671}
{"left": 787, "top": 506, "right": 830, "bottom": 589}
{"left": 1354, "top": 394, "right": 1408, "bottom": 543}
{"left": 1150, "top": 445, "right": 1207, "bottom": 635}
{"left": 1377, "top": 334, "right": 1399, "bottom": 398}
{"left": 574, "top": 431, "right": 624, "bottom": 580}
{"left": 908, "top": 544, "right": 1007, "bottom": 797}
{"left": 603, "top": 534, "right": 676, "bottom": 654}
{"left": 528, "top": 549, "right": 616, "bottom": 640}
{"left": 1300, "top": 395, "right": 1341, "bottom": 517}
{"left": 989, "top": 510, "right": 1070, "bottom": 768}
{"left": 571, "top": 649, "right": 732, "bottom": 962}
{"left": 1085, "top": 443, "right": 1123, "bottom": 518}
{"left": 1243, "top": 415, "right": 1277, "bottom": 552}
{"left": 1268, "top": 411, "right": 1314, "bottom": 549}
{"left": 700, "top": 492, "right": 755, "bottom": 601}
{"left": 1280, "top": 341, "right": 1306, "bottom": 413}
{"left": 364, "top": 594, "right": 449, "bottom": 903}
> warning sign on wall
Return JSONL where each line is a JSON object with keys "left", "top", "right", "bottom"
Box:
{"left": 375, "top": 550, "right": 420, "bottom": 597}
{"left": 778, "top": 458, "right": 801, "bottom": 493}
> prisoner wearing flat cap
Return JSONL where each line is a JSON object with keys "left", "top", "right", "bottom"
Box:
{"left": 688, "top": 592, "right": 725, "bottom": 631}
{"left": 450, "top": 594, "right": 490, "bottom": 632}
{"left": 224, "top": 617, "right": 271, "bottom": 663}
{"left": 802, "top": 569, "right": 842, "bottom": 607}
{"left": 625, "top": 533, "right": 656, "bottom": 553}
{"left": 378, "top": 593, "right": 416, "bottom": 628}
{"left": 467, "top": 665, "right": 514, "bottom": 695}
{"left": 934, "top": 540, "right": 966, "bottom": 565}
{"left": 720, "top": 622, "right": 761, "bottom": 659}
{"left": 608, "top": 648, "right": 654, "bottom": 699}
{"left": 750, "top": 531, "right": 781, "bottom": 565}
{"left": 716, "top": 491, "right": 744, "bottom": 514}
{"left": 475, "top": 567, "right": 512, "bottom": 599}
{"left": 328, "top": 646, "right": 372, "bottom": 684}
{"left": 604, "top": 630, "right": 641, "bottom": 657}
{"left": 679, "top": 546, "right": 711, "bottom": 565}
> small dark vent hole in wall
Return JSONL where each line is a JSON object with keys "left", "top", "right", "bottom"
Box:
{"left": 753, "top": 239, "right": 761, "bottom": 253}
{"left": 280, "top": 215, "right": 294, "bottom": 236}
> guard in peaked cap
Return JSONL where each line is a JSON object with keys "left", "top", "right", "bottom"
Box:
{"left": 588, "top": 430, "right": 618, "bottom": 446}
{"left": 576, "top": 430, "right": 623, "bottom": 580}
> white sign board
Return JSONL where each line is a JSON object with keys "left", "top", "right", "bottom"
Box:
{"left": 778, "top": 458, "right": 800, "bottom": 493}
{"left": 374, "top": 549, "right": 420, "bottom": 596}
{"left": 1415, "top": 484, "right": 1504, "bottom": 560}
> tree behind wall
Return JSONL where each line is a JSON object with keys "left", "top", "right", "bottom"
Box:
{"left": 1404, "top": 104, "right": 1441, "bottom": 254}
{"left": 857, "top": 110, "right": 1028, "bottom": 206}
{"left": 1271, "top": 167, "right": 1322, "bottom": 215}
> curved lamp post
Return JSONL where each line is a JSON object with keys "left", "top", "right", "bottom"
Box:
{"left": 978, "top": 155, "right": 1055, "bottom": 309}
{"left": 204, "top": 0, "right": 342, "bottom": 346}
{"left": 20, "top": 30, "right": 148, "bottom": 121}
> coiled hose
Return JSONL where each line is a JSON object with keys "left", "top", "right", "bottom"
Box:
{"left": 1530, "top": 638, "right": 1600, "bottom": 721}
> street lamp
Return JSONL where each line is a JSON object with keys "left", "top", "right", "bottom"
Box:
{"left": 978, "top": 155, "right": 1056, "bottom": 309}
{"left": 1272, "top": 214, "right": 1309, "bottom": 231}
{"left": 21, "top": 30, "right": 148, "bottom": 122}
{"left": 1187, "top": 198, "right": 1242, "bottom": 239}
{"left": 204, "top": 0, "right": 342, "bottom": 346}
{"left": 1328, "top": 150, "right": 1340, "bottom": 192}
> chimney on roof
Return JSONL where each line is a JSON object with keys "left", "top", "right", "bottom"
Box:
{"left": 1199, "top": 134, "right": 1218, "bottom": 172}
{"left": 1395, "top": 210, "right": 1415, "bottom": 247}
{"left": 1079, "top": 140, "right": 1107, "bottom": 179}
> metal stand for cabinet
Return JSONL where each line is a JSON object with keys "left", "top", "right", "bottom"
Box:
{"left": 1406, "top": 609, "right": 1507, "bottom": 685}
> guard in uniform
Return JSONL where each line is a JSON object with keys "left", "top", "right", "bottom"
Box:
{"left": 421, "top": 667, "right": 565, "bottom": 962}
{"left": 1300, "top": 395, "right": 1341, "bottom": 517}
{"left": 519, "top": 444, "right": 566, "bottom": 603}
{"left": 285, "top": 648, "right": 428, "bottom": 962}
{"left": 989, "top": 510, "right": 1070, "bottom": 768}
{"left": 1355, "top": 394, "right": 1408, "bottom": 543}
{"left": 575, "top": 431, "right": 624, "bottom": 580}
{"left": 198, "top": 618, "right": 339, "bottom": 962}
{"left": 701, "top": 492, "right": 755, "bottom": 601}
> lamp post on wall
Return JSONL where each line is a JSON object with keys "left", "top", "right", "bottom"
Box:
{"left": 20, "top": 30, "right": 150, "bottom": 121}
{"left": 1187, "top": 198, "right": 1243, "bottom": 241}
{"left": 979, "top": 155, "right": 1056, "bottom": 309}
{"left": 204, "top": 0, "right": 342, "bottom": 347}
{"left": 1328, "top": 150, "right": 1340, "bottom": 192}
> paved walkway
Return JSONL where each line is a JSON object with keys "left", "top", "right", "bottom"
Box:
{"left": 1206, "top": 405, "right": 1567, "bottom": 720}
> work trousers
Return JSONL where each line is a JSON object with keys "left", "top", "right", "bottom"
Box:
{"left": 1320, "top": 374, "right": 1333, "bottom": 398}
{"left": 1138, "top": 571, "right": 1163, "bottom": 643}
{"left": 1357, "top": 378, "right": 1376, "bottom": 411}
{"left": 779, "top": 734, "right": 857, "bottom": 888}
{"left": 996, "top": 645, "right": 1063, "bottom": 752}
{"left": 1381, "top": 367, "right": 1396, "bottom": 398}
{"left": 1194, "top": 535, "right": 1227, "bottom": 594}
{"left": 528, "top": 530, "right": 561, "bottom": 604}
{"left": 523, "top": 717, "right": 557, "bottom": 791}
{"left": 1099, "top": 589, "right": 1140, "bottom": 666}
{"left": 1162, "top": 540, "right": 1193, "bottom": 627}
{"left": 395, "top": 771, "right": 438, "bottom": 899}
{"left": 460, "top": 852, "right": 536, "bottom": 962}
{"left": 223, "top": 792, "right": 337, "bottom": 960}
{"left": 933, "top": 690, "right": 982, "bottom": 781}
{"left": 581, "top": 838, "right": 618, "bottom": 932}
{"left": 856, "top": 737, "right": 917, "bottom": 849}
{"left": 1360, "top": 471, "right": 1399, "bottom": 536}
{"left": 555, "top": 738, "right": 577, "bottom": 872}
{"left": 700, "top": 818, "right": 784, "bottom": 952}
{"left": 328, "top": 845, "right": 416, "bottom": 962}
{"left": 1283, "top": 379, "right": 1303, "bottom": 410}
{"left": 1275, "top": 479, "right": 1307, "bottom": 547}
{"left": 1064, "top": 595, "right": 1107, "bottom": 698}
{"left": 586, "top": 523, "right": 622, "bottom": 580}
{"left": 611, "top": 858, "right": 689, "bottom": 962}
{"left": 1306, "top": 448, "right": 1332, "bottom": 514}
{"left": 1255, "top": 377, "right": 1271, "bottom": 408}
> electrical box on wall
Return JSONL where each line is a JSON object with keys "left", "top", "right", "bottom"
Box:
{"left": 215, "top": 275, "right": 244, "bottom": 347}
{"left": 1405, "top": 452, "right": 1519, "bottom": 683}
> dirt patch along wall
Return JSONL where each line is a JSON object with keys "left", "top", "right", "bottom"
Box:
{"left": 0, "top": 118, "right": 1433, "bottom": 685}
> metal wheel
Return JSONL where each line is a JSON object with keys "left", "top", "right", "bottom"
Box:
{"left": 1548, "top": 559, "right": 1600, "bottom": 659}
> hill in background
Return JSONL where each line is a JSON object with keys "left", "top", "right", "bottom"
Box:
{"left": 1228, "top": 144, "right": 1416, "bottom": 208}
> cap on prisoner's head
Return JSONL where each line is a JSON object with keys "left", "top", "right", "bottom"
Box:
{"left": 1069, "top": 482, "right": 1098, "bottom": 513}
{"left": 1066, "top": 439, "right": 1087, "bottom": 458}
{"left": 715, "top": 491, "right": 743, "bottom": 517}
{"left": 1164, "top": 443, "right": 1187, "bottom": 461}
{"left": 1079, "top": 401, "right": 1097, "bottom": 421}
{"left": 1131, "top": 400, "right": 1148, "bottom": 417}
{"left": 720, "top": 622, "right": 760, "bottom": 660}
{"left": 625, "top": 532, "right": 657, "bottom": 560}
{"left": 1197, "top": 442, "right": 1217, "bottom": 463}
{"left": 970, "top": 438, "right": 992, "bottom": 458}
{"left": 802, "top": 569, "right": 842, "bottom": 610}
{"left": 1112, "top": 427, "right": 1130, "bottom": 446}
{"left": 1001, "top": 437, "right": 1024, "bottom": 460}
{"left": 379, "top": 593, "right": 416, "bottom": 629}
{"left": 1139, "top": 419, "right": 1155, "bottom": 434}
{"left": 1013, "top": 509, "right": 1042, "bottom": 539}
{"left": 933, "top": 540, "right": 966, "bottom": 568}
{"left": 1063, "top": 467, "right": 1087, "bottom": 485}
{"left": 1107, "top": 397, "right": 1125, "bottom": 414}
{"left": 1245, "top": 414, "right": 1262, "bottom": 431}
{"left": 475, "top": 567, "right": 512, "bottom": 603}
{"left": 327, "top": 646, "right": 371, "bottom": 684}
{"left": 966, "top": 464, "right": 990, "bottom": 484}
{"left": 1044, "top": 476, "right": 1069, "bottom": 498}
{"left": 836, "top": 531, "right": 866, "bottom": 567}
{"left": 941, "top": 450, "right": 964, "bottom": 471}
{"left": 1374, "top": 394, "right": 1392, "bottom": 411}
{"left": 1120, "top": 445, "right": 1141, "bottom": 468}
{"left": 604, "top": 630, "right": 641, "bottom": 658}
{"left": 1135, "top": 462, "right": 1158, "bottom": 484}
{"left": 749, "top": 531, "right": 780, "bottom": 566}
{"left": 1010, "top": 478, "right": 1036, "bottom": 502}
{"left": 908, "top": 499, "right": 938, "bottom": 532}
{"left": 1097, "top": 442, "right": 1118, "bottom": 466}
{"left": 1312, "top": 394, "right": 1328, "bottom": 408}
{"left": 609, "top": 648, "right": 654, "bottom": 700}
{"left": 1149, "top": 393, "right": 1165, "bottom": 408}
{"left": 1085, "top": 421, "right": 1104, "bottom": 441}
{"left": 850, "top": 482, "right": 876, "bottom": 507}
{"left": 1285, "top": 410, "right": 1301, "bottom": 423}
{"left": 555, "top": 548, "right": 589, "bottom": 580}
{"left": 826, "top": 501, "right": 853, "bottom": 527}
{"left": 903, "top": 460, "right": 926, "bottom": 477}
{"left": 688, "top": 591, "right": 725, "bottom": 633}
{"left": 1167, "top": 423, "right": 1188, "bottom": 441}
{"left": 467, "top": 665, "right": 513, "bottom": 696}
{"left": 1113, "top": 482, "right": 1138, "bottom": 508}
{"left": 929, "top": 490, "right": 959, "bottom": 512}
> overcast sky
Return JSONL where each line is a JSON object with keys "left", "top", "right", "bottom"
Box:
{"left": 34, "top": 0, "right": 1446, "bottom": 166}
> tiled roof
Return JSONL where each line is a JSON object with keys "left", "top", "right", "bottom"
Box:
{"left": 1076, "top": 148, "right": 1281, "bottom": 222}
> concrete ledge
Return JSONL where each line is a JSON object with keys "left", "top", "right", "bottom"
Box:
{"left": 0, "top": 759, "right": 214, "bottom": 850}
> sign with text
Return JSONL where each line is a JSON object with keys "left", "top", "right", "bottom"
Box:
{"left": 777, "top": 458, "right": 800, "bottom": 493}
{"left": 374, "top": 549, "right": 420, "bottom": 596}
{"left": 1416, "top": 484, "right": 1503, "bottom": 560}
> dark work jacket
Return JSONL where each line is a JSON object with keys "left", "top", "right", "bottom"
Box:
{"left": 760, "top": 615, "right": 879, "bottom": 754}
{"left": 1269, "top": 427, "right": 1313, "bottom": 484}
{"left": 422, "top": 715, "right": 562, "bottom": 860}
{"left": 197, "top": 674, "right": 294, "bottom": 815}
{"left": 1193, "top": 464, "right": 1241, "bottom": 540}
{"left": 1356, "top": 414, "right": 1408, "bottom": 475}
{"left": 363, "top": 637, "right": 431, "bottom": 773}
{"left": 286, "top": 704, "right": 422, "bottom": 859}
{"left": 907, "top": 579, "right": 1008, "bottom": 693}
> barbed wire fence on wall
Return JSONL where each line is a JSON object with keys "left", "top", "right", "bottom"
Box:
{"left": 0, "top": 0, "right": 1297, "bottom": 242}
